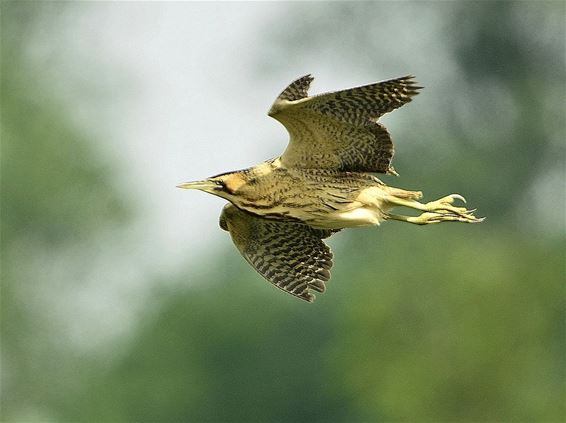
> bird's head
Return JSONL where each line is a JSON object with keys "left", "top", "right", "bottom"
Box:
{"left": 177, "top": 171, "right": 247, "bottom": 200}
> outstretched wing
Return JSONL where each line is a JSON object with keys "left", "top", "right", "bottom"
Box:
{"left": 268, "top": 75, "right": 421, "bottom": 174}
{"left": 219, "top": 204, "right": 334, "bottom": 302}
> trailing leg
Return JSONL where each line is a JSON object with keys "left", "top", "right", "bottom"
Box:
{"left": 386, "top": 211, "right": 483, "bottom": 225}
{"left": 382, "top": 191, "right": 483, "bottom": 225}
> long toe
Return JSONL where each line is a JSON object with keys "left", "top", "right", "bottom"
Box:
{"left": 449, "top": 210, "right": 484, "bottom": 223}
{"left": 418, "top": 209, "right": 483, "bottom": 224}
{"left": 425, "top": 201, "right": 471, "bottom": 217}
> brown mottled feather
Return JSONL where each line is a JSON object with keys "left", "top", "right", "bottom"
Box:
{"left": 307, "top": 75, "right": 421, "bottom": 123}
{"left": 219, "top": 204, "right": 333, "bottom": 302}
{"left": 269, "top": 75, "right": 421, "bottom": 174}
{"left": 275, "top": 74, "right": 314, "bottom": 101}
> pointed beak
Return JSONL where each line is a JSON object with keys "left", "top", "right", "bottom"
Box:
{"left": 176, "top": 180, "right": 218, "bottom": 192}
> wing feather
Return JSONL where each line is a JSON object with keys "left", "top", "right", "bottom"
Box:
{"left": 219, "top": 204, "right": 334, "bottom": 302}
{"left": 275, "top": 74, "right": 314, "bottom": 102}
{"left": 269, "top": 75, "right": 421, "bottom": 174}
{"left": 307, "top": 75, "right": 421, "bottom": 123}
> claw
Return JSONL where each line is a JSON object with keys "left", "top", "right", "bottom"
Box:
{"left": 450, "top": 194, "right": 467, "bottom": 204}
{"left": 439, "top": 194, "right": 467, "bottom": 205}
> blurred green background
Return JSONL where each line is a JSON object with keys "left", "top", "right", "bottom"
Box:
{"left": 2, "top": 1, "right": 564, "bottom": 422}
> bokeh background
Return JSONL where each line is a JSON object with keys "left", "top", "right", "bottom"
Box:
{"left": 2, "top": 1, "right": 565, "bottom": 422}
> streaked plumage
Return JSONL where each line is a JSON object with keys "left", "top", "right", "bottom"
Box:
{"left": 179, "top": 75, "right": 482, "bottom": 302}
{"left": 219, "top": 203, "right": 334, "bottom": 302}
{"left": 271, "top": 74, "right": 418, "bottom": 174}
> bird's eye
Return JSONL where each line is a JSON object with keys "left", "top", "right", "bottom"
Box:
{"left": 214, "top": 180, "right": 226, "bottom": 190}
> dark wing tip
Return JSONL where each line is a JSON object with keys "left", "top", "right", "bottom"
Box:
{"left": 377, "top": 75, "right": 423, "bottom": 110}
{"left": 295, "top": 73, "right": 314, "bottom": 84}
{"left": 393, "top": 75, "right": 424, "bottom": 93}
{"left": 300, "top": 292, "right": 316, "bottom": 303}
{"left": 309, "top": 279, "right": 326, "bottom": 293}
{"left": 276, "top": 74, "right": 315, "bottom": 102}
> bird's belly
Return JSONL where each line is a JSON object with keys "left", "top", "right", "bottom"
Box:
{"left": 307, "top": 205, "right": 386, "bottom": 229}
{"left": 302, "top": 186, "right": 391, "bottom": 229}
{"left": 336, "top": 207, "right": 384, "bottom": 226}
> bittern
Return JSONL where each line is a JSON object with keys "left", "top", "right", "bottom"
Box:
{"left": 178, "top": 74, "right": 482, "bottom": 302}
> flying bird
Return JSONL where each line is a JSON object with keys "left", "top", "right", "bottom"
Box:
{"left": 178, "top": 74, "right": 482, "bottom": 302}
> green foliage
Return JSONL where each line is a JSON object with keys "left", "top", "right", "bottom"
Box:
{"left": 1, "top": 3, "right": 130, "bottom": 419}
{"left": 332, "top": 227, "right": 564, "bottom": 421}
{"left": 43, "top": 227, "right": 564, "bottom": 422}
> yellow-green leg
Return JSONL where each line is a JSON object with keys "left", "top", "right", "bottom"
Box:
{"left": 384, "top": 193, "right": 484, "bottom": 225}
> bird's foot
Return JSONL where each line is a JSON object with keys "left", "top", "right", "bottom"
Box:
{"left": 384, "top": 192, "right": 484, "bottom": 225}
{"left": 405, "top": 210, "right": 484, "bottom": 225}
{"left": 424, "top": 194, "right": 477, "bottom": 218}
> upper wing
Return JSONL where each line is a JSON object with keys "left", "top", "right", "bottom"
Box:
{"left": 219, "top": 204, "right": 334, "bottom": 302}
{"left": 268, "top": 75, "right": 421, "bottom": 174}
